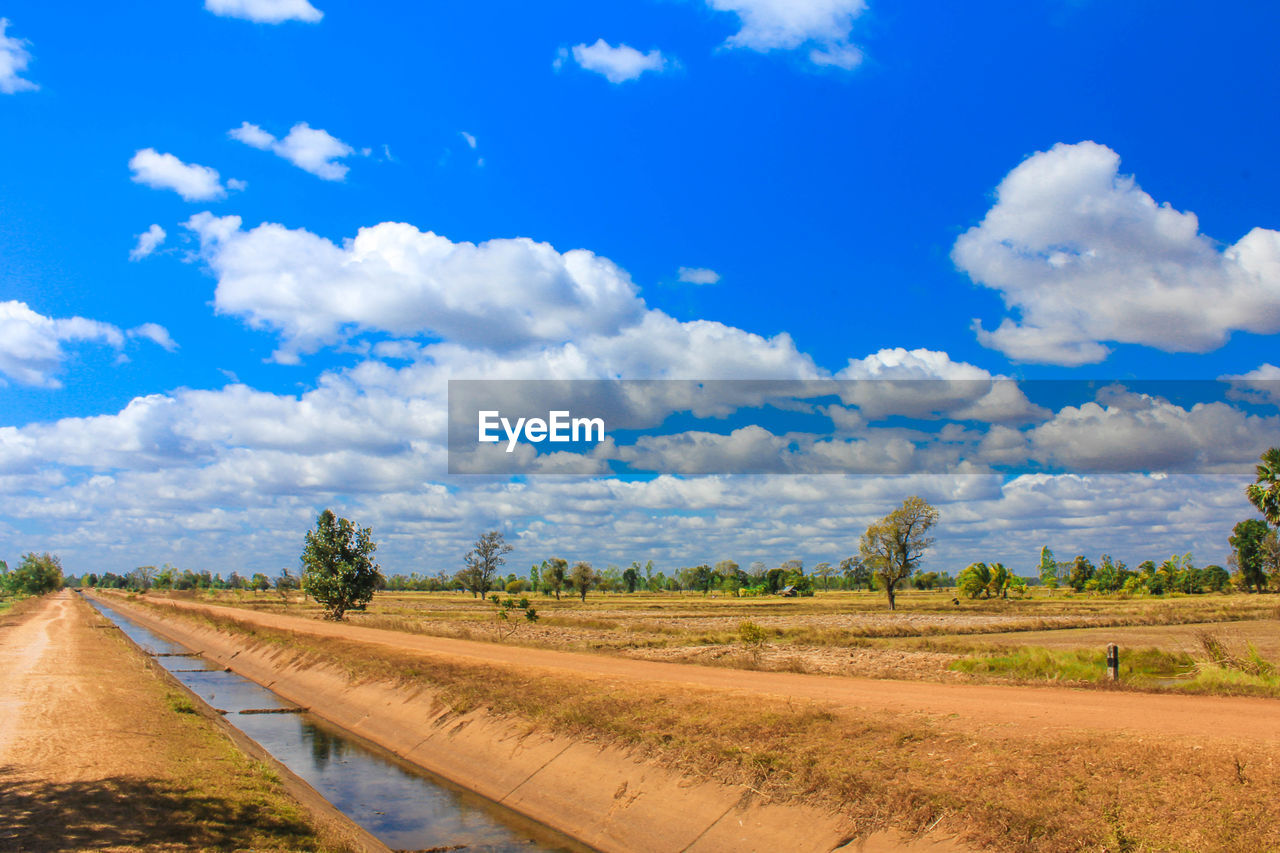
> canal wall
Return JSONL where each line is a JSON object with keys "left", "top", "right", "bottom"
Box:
{"left": 97, "top": 594, "right": 859, "bottom": 853}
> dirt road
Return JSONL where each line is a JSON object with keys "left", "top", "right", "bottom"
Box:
{"left": 0, "top": 592, "right": 358, "bottom": 852}
{"left": 128, "top": 595, "right": 1280, "bottom": 743}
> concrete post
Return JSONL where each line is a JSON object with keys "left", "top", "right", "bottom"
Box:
{"left": 1106, "top": 643, "right": 1120, "bottom": 682}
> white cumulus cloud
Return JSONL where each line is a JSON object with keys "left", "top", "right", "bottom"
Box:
{"left": 678, "top": 266, "right": 721, "bottom": 285}
{"left": 0, "top": 301, "right": 125, "bottom": 388}
{"left": 955, "top": 141, "right": 1280, "bottom": 365}
{"left": 129, "top": 323, "right": 179, "bottom": 352}
{"left": 230, "top": 121, "right": 355, "bottom": 181}
{"left": 706, "top": 0, "right": 867, "bottom": 69}
{"left": 129, "top": 225, "right": 167, "bottom": 261}
{"left": 0, "top": 18, "right": 37, "bottom": 93}
{"left": 184, "top": 213, "right": 650, "bottom": 362}
{"left": 566, "top": 39, "right": 668, "bottom": 83}
{"left": 129, "top": 149, "right": 236, "bottom": 201}
{"left": 204, "top": 0, "right": 322, "bottom": 24}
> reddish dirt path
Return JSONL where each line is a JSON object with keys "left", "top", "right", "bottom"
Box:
{"left": 0, "top": 593, "right": 360, "bottom": 852}
{"left": 126, "top": 595, "right": 1280, "bottom": 743}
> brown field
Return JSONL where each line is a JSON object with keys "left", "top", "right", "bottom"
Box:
{"left": 176, "top": 587, "right": 1280, "bottom": 689}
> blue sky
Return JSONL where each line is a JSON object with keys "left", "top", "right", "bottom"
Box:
{"left": 2, "top": 0, "right": 1278, "bottom": 576}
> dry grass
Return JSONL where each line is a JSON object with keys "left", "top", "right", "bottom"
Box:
{"left": 134, "top": 597, "right": 1280, "bottom": 853}
{"left": 145, "top": 588, "right": 1280, "bottom": 699}
{"left": 160, "top": 588, "right": 1280, "bottom": 649}
{"left": 0, "top": 593, "right": 46, "bottom": 623}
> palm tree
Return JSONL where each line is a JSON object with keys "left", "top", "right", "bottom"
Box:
{"left": 1247, "top": 447, "right": 1280, "bottom": 527}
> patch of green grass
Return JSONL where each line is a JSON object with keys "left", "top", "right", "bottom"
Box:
{"left": 166, "top": 692, "right": 198, "bottom": 714}
{"left": 1173, "top": 665, "right": 1280, "bottom": 697}
{"left": 950, "top": 646, "right": 1191, "bottom": 685}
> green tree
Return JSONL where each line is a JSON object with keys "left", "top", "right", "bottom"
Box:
{"left": 274, "top": 568, "right": 299, "bottom": 604}
{"left": 859, "top": 496, "right": 940, "bottom": 611}
{"left": 460, "top": 530, "right": 513, "bottom": 598}
{"left": 570, "top": 561, "right": 597, "bottom": 601}
{"left": 1201, "top": 564, "right": 1230, "bottom": 592}
{"left": 813, "top": 561, "right": 835, "bottom": 591}
{"left": 622, "top": 562, "right": 640, "bottom": 593}
{"left": 1068, "top": 556, "right": 1095, "bottom": 592}
{"left": 1038, "top": 546, "right": 1060, "bottom": 589}
{"left": 529, "top": 563, "right": 542, "bottom": 595}
{"left": 987, "top": 562, "right": 1012, "bottom": 598}
{"left": 3, "top": 553, "right": 64, "bottom": 596}
{"left": 1264, "top": 531, "right": 1280, "bottom": 587}
{"left": 250, "top": 572, "right": 271, "bottom": 592}
{"left": 1230, "top": 519, "right": 1271, "bottom": 593}
{"left": 714, "top": 559, "right": 741, "bottom": 592}
{"left": 839, "top": 556, "right": 872, "bottom": 591}
{"left": 1093, "top": 555, "right": 1127, "bottom": 593}
{"left": 1246, "top": 447, "right": 1280, "bottom": 527}
{"left": 1134, "top": 560, "right": 1158, "bottom": 593}
{"left": 912, "top": 570, "right": 941, "bottom": 590}
{"left": 301, "top": 509, "right": 382, "bottom": 620}
{"left": 764, "top": 567, "right": 786, "bottom": 594}
{"left": 957, "top": 562, "right": 991, "bottom": 599}
{"left": 544, "top": 557, "right": 568, "bottom": 600}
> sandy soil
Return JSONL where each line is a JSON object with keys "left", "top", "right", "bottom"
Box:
{"left": 621, "top": 642, "right": 962, "bottom": 679}
{"left": 956, "top": 618, "right": 1280, "bottom": 657}
{"left": 0, "top": 592, "right": 355, "bottom": 852}
{"left": 133, "top": 594, "right": 1280, "bottom": 744}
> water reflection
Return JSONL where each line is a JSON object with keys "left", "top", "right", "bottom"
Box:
{"left": 302, "top": 720, "right": 348, "bottom": 770}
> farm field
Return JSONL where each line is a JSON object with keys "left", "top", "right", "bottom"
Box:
{"left": 163, "top": 588, "right": 1280, "bottom": 692}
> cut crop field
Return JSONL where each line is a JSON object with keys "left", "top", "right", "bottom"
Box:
{"left": 170, "top": 588, "right": 1280, "bottom": 694}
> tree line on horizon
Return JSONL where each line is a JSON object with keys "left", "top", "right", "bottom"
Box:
{"left": 15, "top": 448, "right": 1280, "bottom": 617}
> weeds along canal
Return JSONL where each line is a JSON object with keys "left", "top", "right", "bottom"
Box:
{"left": 84, "top": 596, "right": 590, "bottom": 853}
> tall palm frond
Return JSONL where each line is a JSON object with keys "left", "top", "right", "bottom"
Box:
{"left": 1247, "top": 447, "right": 1280, "bottom": 527}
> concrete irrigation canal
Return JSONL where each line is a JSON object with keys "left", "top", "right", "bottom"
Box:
{"left": 85, "top": 595, "right": 587, "bottom": 853}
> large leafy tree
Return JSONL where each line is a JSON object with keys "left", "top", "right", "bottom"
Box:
{"left": 859, "top": 496, "right": 939, "bottom": 610}
{"left": 1230, "top": 518, "right": 1271, "bottom": 593}
{"left": 813, "top": 561, "right": 835, "bottom": 590}
{"left": 543, "top": 557, "right": 568, "bottom": 600}
{"left": 1037, "top": 546, "right": 1060, "bottom": 589}
{"left": 2, "top": 553, "right": 64, "bottom": 596}
{"left": 1068, "top": 555, "right": 1096, "bottom": 592}
{"left": 957, "top": 562, "right": 992, "bottom": 599}
{"left": 839, "top": 556, "right": 872, "bottom": 591}
{"left": 301, "top": 509, "right": 382, "bottom": 620}
{"left": 1247, "top": 447, "right": 1280, "bottom": 527}
{"left": 570, "top": 561, "right": 597, "bottom": 601}
{"left": 460, "top": 530, "right": 513, "bottom": 598}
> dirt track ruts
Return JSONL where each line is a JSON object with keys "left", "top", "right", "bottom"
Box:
{"left": 131, "top": 595, "right": 1280, "bottom": 743}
